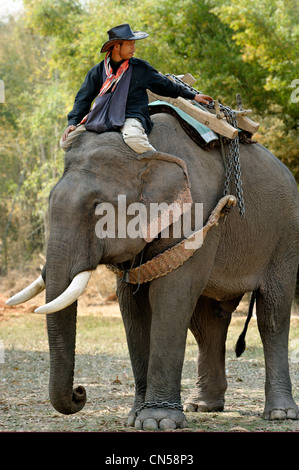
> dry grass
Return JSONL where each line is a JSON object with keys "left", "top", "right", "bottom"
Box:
{"left": 0, "top": 267, "right": 298, "bottom": 433}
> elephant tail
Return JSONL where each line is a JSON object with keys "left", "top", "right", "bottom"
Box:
{"left": 235, "top": 291, "right": 256, "bottom": 357}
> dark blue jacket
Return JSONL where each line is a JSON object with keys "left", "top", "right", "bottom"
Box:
{"left": 67, "top": 57, "right": 196, "bottom": 134}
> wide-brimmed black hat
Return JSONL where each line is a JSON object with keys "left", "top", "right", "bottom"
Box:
{"left": 100, "top": 23, "right": 149, "bottom": 53}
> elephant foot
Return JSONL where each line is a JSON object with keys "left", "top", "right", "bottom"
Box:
{"left": 263, "top": 398, "right": 299, "bottom": 420}
{"left": 184, "top": 400, "right": 224, "bottom": 413}
{"left": 184, "top": 393, "right": 224, "bottom": 413}
{"left": 134, "top": 408, "right": 188, "bottom": 431}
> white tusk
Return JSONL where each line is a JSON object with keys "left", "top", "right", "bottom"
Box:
{"left": 6, "top": 275, "right": 46, "bottom": 306}
{"left": 34, "top": 270, "right": 92, "bottom": 314}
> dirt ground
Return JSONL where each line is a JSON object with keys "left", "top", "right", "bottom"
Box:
{"left": 0, "top": 267, "right": 298, "bottom": 433}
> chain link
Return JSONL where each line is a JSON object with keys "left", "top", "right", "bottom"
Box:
{"left": 220, "top": 106, "right": 245, "bottom": 218}
{"left": 165, "top": 74, "right": 245, "bottom": 218}
{"left": 135, "top": 401, "right": 183, "bottom": 416}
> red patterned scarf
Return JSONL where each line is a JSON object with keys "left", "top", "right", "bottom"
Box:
{"left": 100, "top": 51, "right": 129, "bottom": 95}
{"left": 80, "top": 52, "right": 130, "bottom": 124}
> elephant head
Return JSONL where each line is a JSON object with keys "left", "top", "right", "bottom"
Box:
{"left": 6, "top": 132, "right": 192, "bottom": 414}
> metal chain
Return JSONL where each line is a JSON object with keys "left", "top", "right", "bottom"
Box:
{"left": 220, "top": 106, "right": 245, "bottom": 218}
{"left": 165, "top": 74, "right": 245, "bottom": 218}
{"left": 135, "top": 401, "right": 183, "bottom": 416}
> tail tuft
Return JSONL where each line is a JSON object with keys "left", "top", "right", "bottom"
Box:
{"left": 235, "top": 333, "right": 246, "bottom": 357}
{"left": 234, "top": 291, "right": 256, "bottom": 358}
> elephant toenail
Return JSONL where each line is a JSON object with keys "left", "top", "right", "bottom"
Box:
{"left": 180, "top": 419, "right": 188, "bottom": 428}
{"left": 287, "top": 409, "right": 298, "bottom": 419}
{"left": 135, "top": 419, "right": 142, "bottom": 430}
{"left": 270, "top": 409, "right": 286, "bottom": 420}
{"left": 159, "top": 418, "right": 176, "bottom": 430}
{"left": 143, "top": 418, "right": 159, "bottom": 430}
{"left": 127, "top": 414, "right": 135, "bottom": 427}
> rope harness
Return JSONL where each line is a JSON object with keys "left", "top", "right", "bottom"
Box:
{"left": 107, "top": 195, "right": 236, "bottom": 286}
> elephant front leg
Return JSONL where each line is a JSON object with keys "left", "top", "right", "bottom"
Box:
{"left": 134, "top": 276, "right": 197, "bottom": 431}
{"left": 134, "top": 322, "right": 189, "bottom": 430}
{"left": 117, "top": 279, "right": 152, "bottom": 426}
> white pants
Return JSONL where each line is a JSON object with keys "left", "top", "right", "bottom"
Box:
{"left": 121, "top": 118, "right": 155, "bottom": 153}
{"left": 60, "top": 118, "right": 155, "bottom": 153}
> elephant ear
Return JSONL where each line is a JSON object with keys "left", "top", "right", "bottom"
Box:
{"left": 137, "top": 151, "right": 193, "bottom": 242}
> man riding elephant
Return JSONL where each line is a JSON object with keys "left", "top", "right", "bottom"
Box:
{"left": 6, "top": 23, "right": 299, "bottom": 432}
{"left": 60, "top": 23, "right": 213, "bottom": 153}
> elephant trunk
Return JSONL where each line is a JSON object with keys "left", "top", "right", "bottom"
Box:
{"left": 46, "top": 305, "right": 86, "bottom": 415}
{"left": 45, "top": 247, "right": 87, "bottom": 415}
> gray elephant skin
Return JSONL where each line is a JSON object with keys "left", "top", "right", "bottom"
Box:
{"left": 10, "top": 113, "right": 299, "bottom": 430}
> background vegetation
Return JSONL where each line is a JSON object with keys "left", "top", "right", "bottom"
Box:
{"left": 0, "top": 0, "right": 298, "bottom": 272}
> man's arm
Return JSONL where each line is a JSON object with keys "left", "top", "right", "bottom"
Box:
{"left": 62, "top": 63, "right": 103, "bottom": 141}
{"left": 146, "top": 63, "right": 213, "bottom": 105}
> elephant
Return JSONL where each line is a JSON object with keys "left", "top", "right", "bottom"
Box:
{"left": 6, "top": 112, "right": 299, "bottom": 430}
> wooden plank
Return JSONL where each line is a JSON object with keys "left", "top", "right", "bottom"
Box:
{"left": 235, "top": 93, "right": 259, "bottom": 133}
{"left": 236, "top": 114, "right": 259, "bottom": 134}
{"left": 147, "top": 90, "right": 238, "bottom": 140}
{"left": 177, "top": 76, "right": 259, "bottom": 134}
{"left": 208, "top": 105, "right": 260, "bottom": 134}
{"left": 180, "top": 73, "right": 196, "bottom": 86}
{"left": 172, "top": 73, "right": 196, "bottom": 87}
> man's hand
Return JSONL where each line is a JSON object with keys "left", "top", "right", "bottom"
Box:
{"left": 194, "top": 94, "right": 213, "bottom": 106}
{"left": 62, "top": 125, "right": 77, "bottom": 142}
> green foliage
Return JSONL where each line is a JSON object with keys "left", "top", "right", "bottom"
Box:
{"left": 0, "top": 14, "right": 67, "bottom": 269}
{"left": 0, "top": 0, "right": 298, "bottom": 269}
{"left": 213, "top": 0, "right": 299, "bottom": 128}
{"left": 212, "top": 0, "right": 299, "bottom": 179}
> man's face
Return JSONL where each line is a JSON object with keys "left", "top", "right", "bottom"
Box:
{"left": 118, "top": 40, "right": 136, "bottom": 59}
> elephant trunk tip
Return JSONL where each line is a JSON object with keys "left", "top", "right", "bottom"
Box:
{"left": 50, "top": 385, "right": 87, "bottom": 415}
{"left": 72, "top": 386, "right": 87, "bottom": 407}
